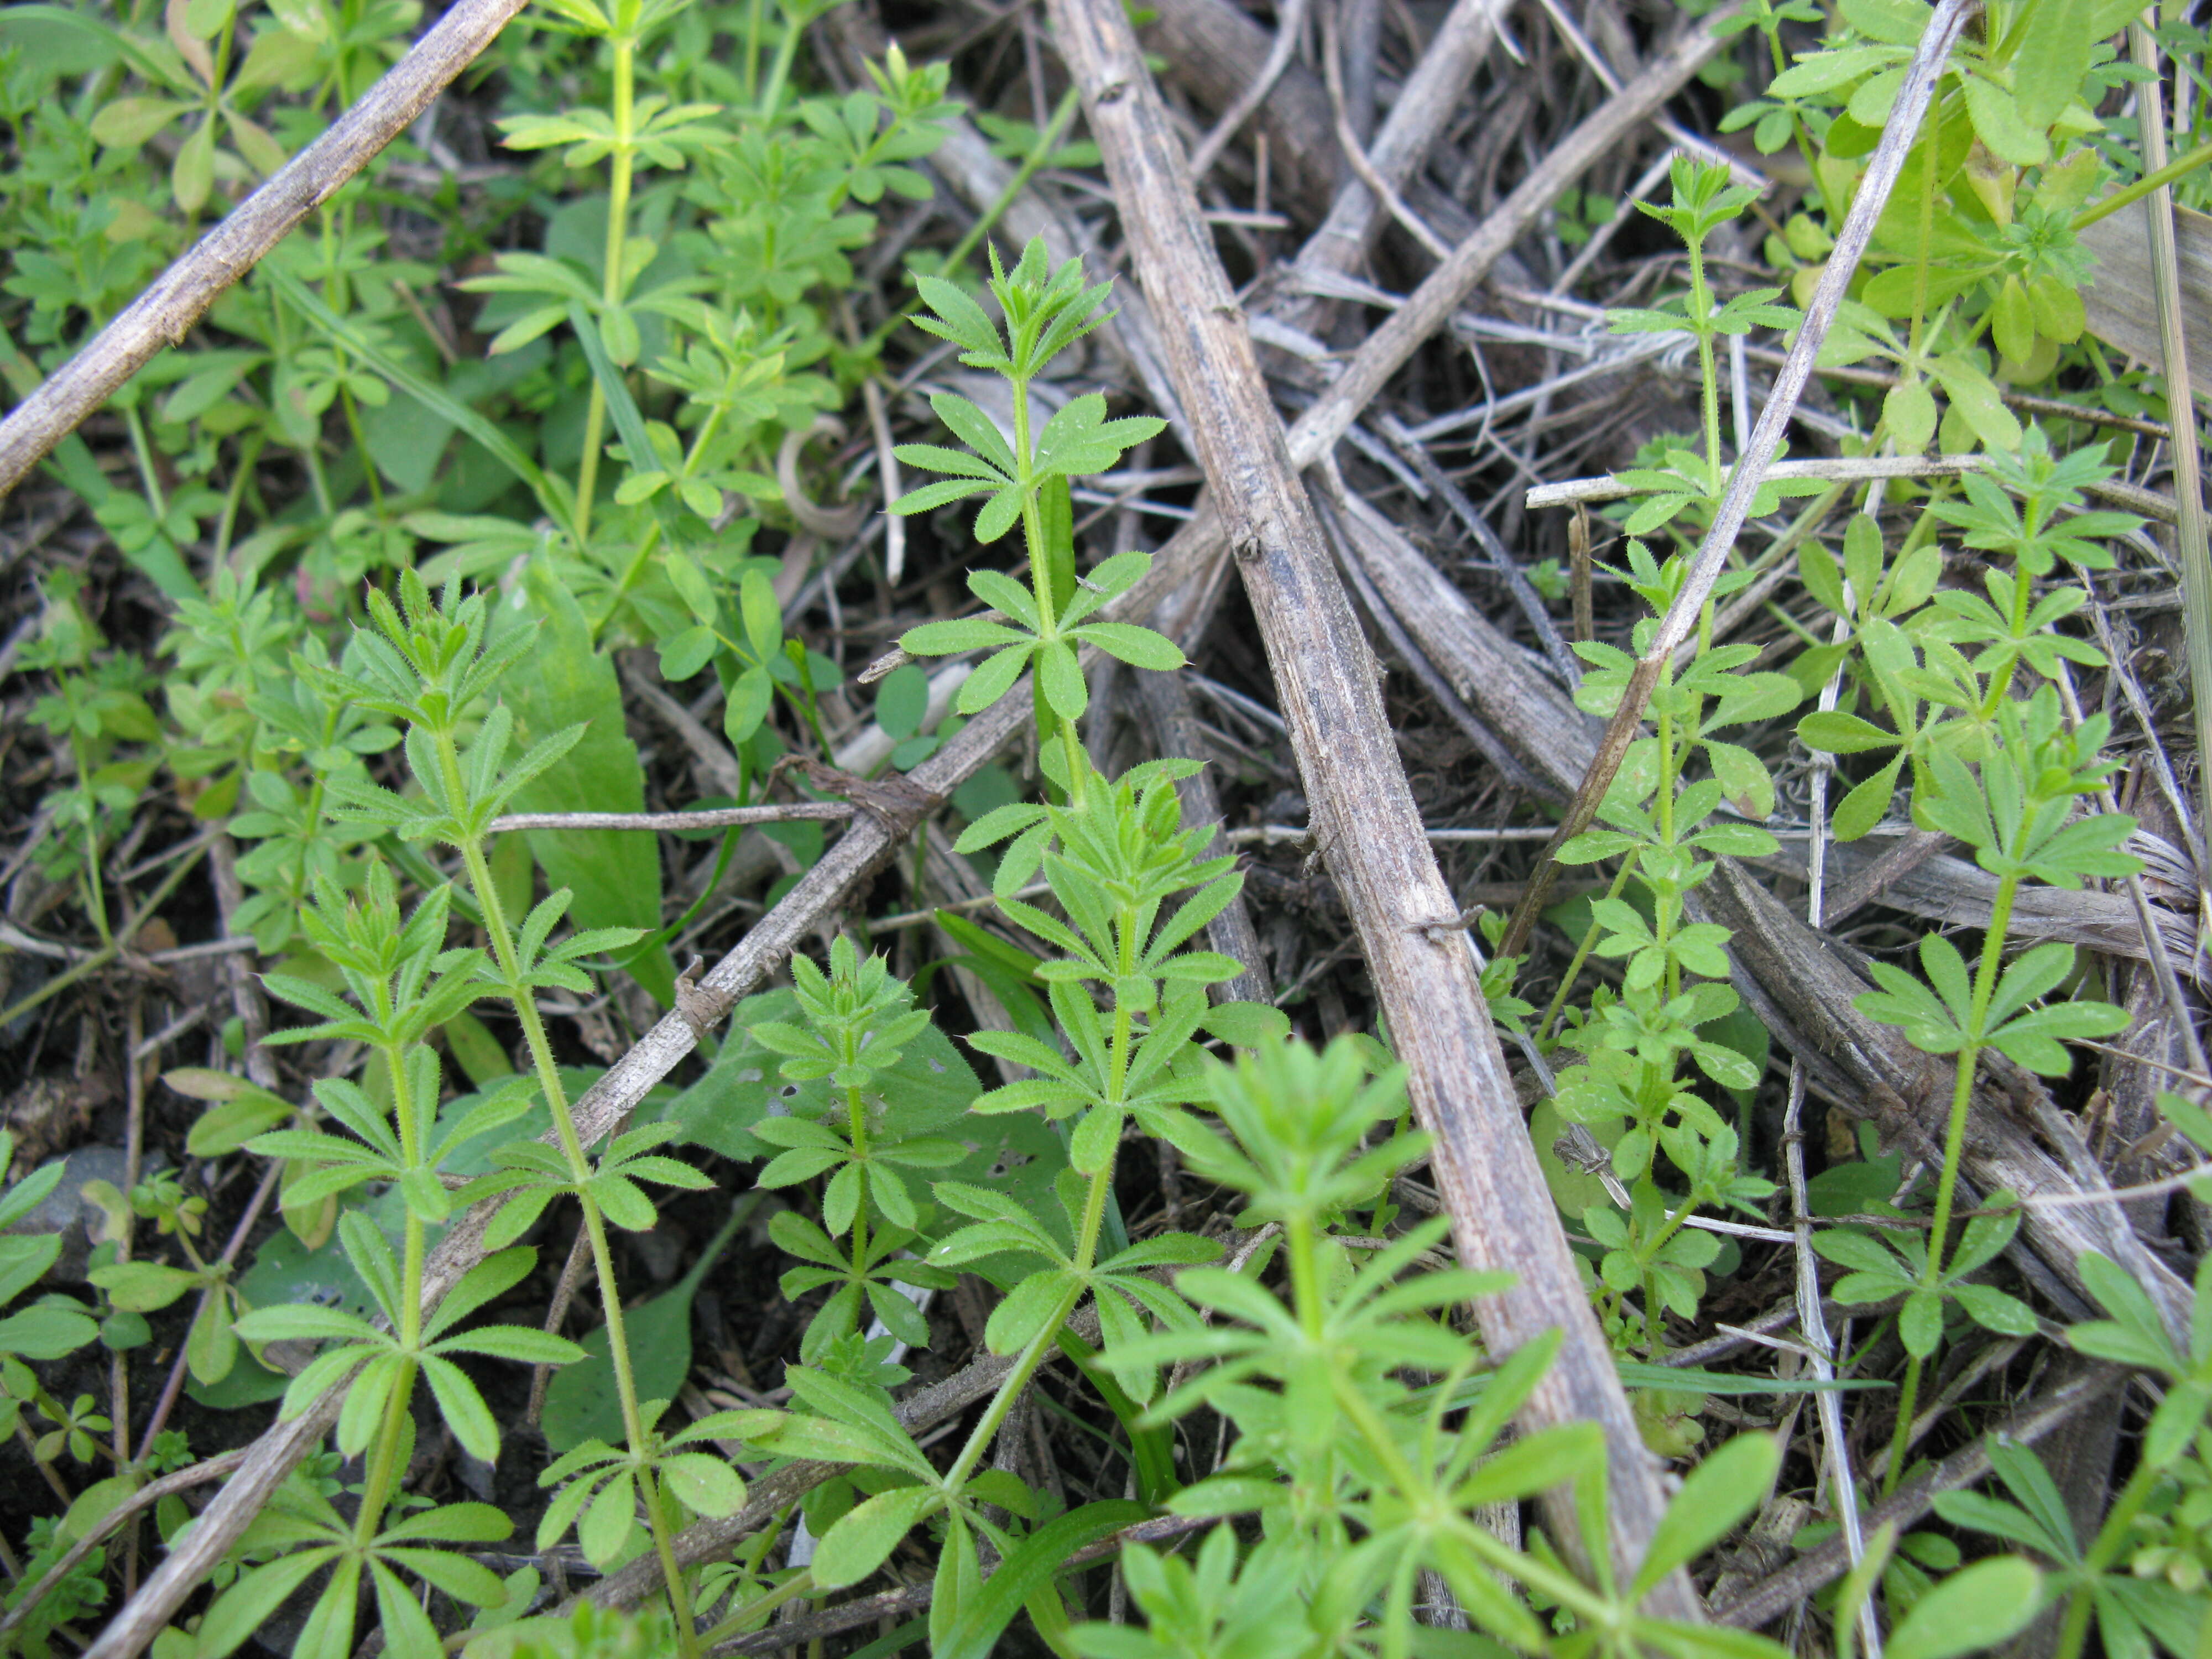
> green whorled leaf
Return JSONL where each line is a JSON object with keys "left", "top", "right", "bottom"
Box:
{"left": 968, "top": 567, "right": 1044, "bottom": 631}
{"left": 88, "top": 1261, "right": 199, "bottom": 1312}
{"left": 1809, "top": 1228, "right": 1900, "bottom": 1277}
{"left": 647, "top": 990, "right": 979, "bottom": 1161}
{"left": 1949, "top": 1282, "right": 2040, "bottom": 1335}
{"left": 581, "top": 1470, "right": 638, "bottom": 1566}
{"left": 1799, "top": 538, "right": 1848, "bottom": 617}
{"left": 1559, "top": 829, "right": 1637, "bottom": 864}
{"left": 987, "top": 1265, "right": 1080, "bottom": 1354}
{"left": 1929, "top": 352, "right": 2024, "bottom": 450}
{"left": 930, "top": 1114, "right": 1073, "bottom": 1291}
{"left": 1846, "top": 66, "right": 1905, "bottom": 127}
{"left": 892, "top": 477, "right": 997, "bottom": 516}
{"left": 1631, "top": 1433, "right": 1780, "bottom": 1598}
{"left": 195, "top": 1551, "right": 333, "bottom": 1659}
{"left": 874, "top": 663, "right": 933, "bottom": 739}
{"left": 1709, "top": 669, "right": 1801, "bottom": 727}
{"left": 902, "top": 617, "right": 1031, "bottom": 655}
{"left": 186, "top": 1291, "right": 237, "bottom": 1384}
{"left": 1932, "top": 1491, "right": 2070, "bottom": 1558}
{"left": 930, "top": 392, "right": 1021, "bottom": 479}
{"left": 0, "top": 1301, "right": 99, "bottom": 1360}
{"left": 1854, "top": 960, "right": 1966, "bottom": 1055}
{"left": 1985, "top": 998, "right": 2129, "bottom": 1076}
{"left": 2069, "top": 1250, "right": 2182, "bottom": 1373}
{"left": 1703, "top": 739, "right": 1775, "bottom": 820}
{"left": 1198, "top": 1001, "right": 1290, "bottom": 1047}
{"left": 813, "top": 1485, "right": 942, "bottom": 1589}
{"left": 422, "top": 1352, "right": 502, "bottom": 1462}
{"left": 186, "top": 1092, "right": 296, "bottom": 1157}
{"left": 1991, "top": 276, "right": 2037, "bottom": 365}
{"left": 912, "top": 275, "right": 1006, "bottom": 362}
{"left": 1886, "top": 378, "right": 1939, "bottom": 453}
{"left": 721, "top": 664, "right": 774, "bottom": 748}
{"left": 1071, "top": 623, "right": 1183, "bottom": 671}
{"left": 1456, "top": 1422, "right": 1606, "bottom": 1509}
{"left": 1964, "top": 73, "right": 2049, "bottom": 168}
{"left": 974, "top": 484, "right": 1025, "bottom": 545}
{"left": 1690, "top": 821, "right": 1781, "bottom": 857}
{"left": 1036, "top": 639, "right": 1087, "bottom": 722}
{"left": 503, "top": 566, "right": 675, "bottom": 1006}
{"left": 1766, "top": 43, "right": 1890, "bottom": 98}
{"left": 893, "top": 443, "right": 1013, "bottom": 484}
{"left": 953, "top": 643, "right": 1037, "bottom": 714}
{"left": 0, "top": 1234, "right": 60, "bottom": 1310}
{"left": 171, "top": 113, "right": 215, "bottom": 211}
{"left": 662, "top": 550, "right": 717, "bottom": 625}
{"left": 1900, "top": 1286, "right": 1945, "bottom": 1358}
{"left": 1838, "top": 0, "right": 1931, "bottom": 45}
{"left": 1885, "top": 1556, "right": 2043, "bottom": 1659}
{"left": 755, "top": 1412, "right": 910, "bottom": 1467}
{"left": 0, "top": 1157, "right": 67, "bottom": 1239}
{"left": 1984, "top": 941, "right": 2076, "bottom": 1032}
{"left": 90, "top": 92, "right": 187, "bottom": 147}
{"left": 660, "top": 1450, "right": 747, "bottom": 1517}
{"left": 1068, "top": 1102, "right": 1121, "bottom": 1175}
{"left": 1832, "top": 755, "right": 1905, "bottom": 842}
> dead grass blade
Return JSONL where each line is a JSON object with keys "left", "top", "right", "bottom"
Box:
{"left": 2128, "top": 18, "right": 2212, "bottom": 858}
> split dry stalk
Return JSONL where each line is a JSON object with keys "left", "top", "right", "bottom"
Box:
{"left": 1125, "top": 7, "right": 1739, "bottom": 682}
{"left": 1527, "top": 454, "right": 2178, "bottom": 523}
{"left": 1044, "top": 0, "right": 1701, "bottom": 1608}
{"left": 1185, "top": 0, "right": 1311, "bottom": 185}
{"left": 1281, "top": 0, "right": 1511, "bottom": 315}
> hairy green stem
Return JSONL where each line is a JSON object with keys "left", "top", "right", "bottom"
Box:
{"left": 1884, "top": 863, "right": 2022, "bottom": 1496}
{"left": 1011, "top": 369, "right": 1087, "bottom": 809}
{"left": 352, "top": 1045, "right": 426, "bottom": 1545}
{"left": 1537, "top": 862, "right": 1634, "bottom": 1045}
{"left": 756, "top": 7, "right": 805, "bottom": 120}
{"left": 1906, "top": 94, "right": 1939, "bottom": 369}
{"left": 575, "top": 33, "right": 638, "bottom": 542}
{"left": 1686, "top": 237, "right": 1722, "bottom": 491}
{"left": 596, "top": 520, "right": 665, "bottom": 641}
{"left": 845, "top": 1078, "right": 871, "bottom": 1285}
{"left": 121, "top": 404, "right": 166, "bottom": 521}
{"left": 442, "top": 724, "right": 698, "bottom": 1653}
{"left": 2055, "top": 1453, "right": 2168, "bottom": 1659}
{"left": 943, "top": 911, "right": 1134, "bottom": 1490}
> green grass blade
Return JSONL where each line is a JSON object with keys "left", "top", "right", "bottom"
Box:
{"left": 266, "top": 267, "right": 580, "bottom": 542}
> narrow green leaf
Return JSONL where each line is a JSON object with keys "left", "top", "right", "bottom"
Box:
{"left": 933, "top": 1501, "right": 1148, "bottom": 1659}
{"left": 265, "top": 267, "right": 578, "bottom": 540}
